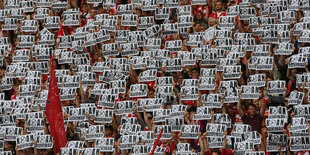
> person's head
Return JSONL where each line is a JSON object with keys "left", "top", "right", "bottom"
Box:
{"left": 104, "top": 125, "right": 114, "bottom": 137}
{"left": 195, "top": 23, "right": 202, "bottom": 31}
{"left": 199, "top": 23, "right": 207, "bottom": 31}
{"left": 0, "top": 66, "right": 6, "bottom": 77}
{"left": 4, "top": 141, "right": 15, "bottom": 151}
{"left": 161, "top": 139, "right": 169, "bottom": 144}
{"left": 208, "top": 17, "right": 218, "bottom": 27}
{"left": 109, "top": 32, "right": 116, "bottom": 42}
{"left": 215, "top": 0, "right": 223, "bottom": 11}
{"left": 98, "top": 56, "right": 104, "bottom": 62}
{"left": 146, "top": 112, "right": 153, "bottom": 121}
{"left": 3, "top": 57, "right": 11, "bottom": 67}
{"left": 243, "top": 22, "right": 251, "bottom": 32}
{"left": 13, "top": 80, "right": 22, "bottom": 95}
{"left": 49, "top": 29, "right": 58, "bottom": 36}
{"left": 67, "top": 122, "right": 75, "bottom": 133}
{"left": 82, "top": 3, "right": 88, "bottom": 13}
{"left": 291, "top": 69, "right": 297, "bottom": 78}
{"left": 179, "top": 0, "right": 188, "bottom": 5}
{"left": 174, "top": 12, "right": 178, "bottom": 20}
{"left": 258, "top": 87, "right": 264, "bottom": 98}
{"left": 169, "top": 17, "right": 175, "bottom": 23}
{"left": 142, "top": 10, "right": 148, "bottom": 16}
{"left": 187, "top": 106, "right": 197, "bottom": 117}
{"left": 196, "top": 12, "right": 203, "bottom": 20}
{"left": 98, "top": 6, "right": 104, "bottom": 14}
{"left": 190, "top": 68, "right": 199, "bottom": 79}
{"left": 246, "top": 51, "right": 252, "bottom": 59}
{"left": 211, "top": 149, "right": 222, "bottom": 155}
{"left": 253, "top": 99, "right": 259, "bottom": 108}
{"left": 90, "top": 8, "right": 97, "bottom": 18}
{"left": 43, "top": 124, "right": 49, "bottom": 134}
{"left": 61, "top": 64, "right": 66, "bottom": 70}
{"left": 178, "top": 74, "right": 184, "bottom": 84}
{"left": 37, "top": 149, "right": 53, "bottom": 155}
{"left": 228, "top": 0, "right": 235, "bottom": 6}
{"left": 172, "top": 34, "right": 180, "bottom": 40}
{"left": 148, "top": 89, "right": 155, "bottom": 98}
{"left": 136, "top": 9, "right": 142, "bottom": 17}
{"left": 247, "top": 103, "right": 256, "bottom": 116}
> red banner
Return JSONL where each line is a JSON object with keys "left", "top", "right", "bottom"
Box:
{"left": 45, "top": 55, "right": 67, "bottom": 154}
{"left": 150, "top": 128, "right": 164, "bottom": 155}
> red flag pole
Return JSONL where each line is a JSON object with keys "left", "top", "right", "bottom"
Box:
{"left": 150, "top": 128, "right": 164, "bottom": 155}
{"left": 45, "top": 55, "right": 67, "bottom": 154}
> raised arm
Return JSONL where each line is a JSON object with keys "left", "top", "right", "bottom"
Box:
{"left": 260, "top": 98, "right": 267, "bottom": 118}
{"left": 237, "top": 95, "right": 245, "bottom": 118}
{"left": 198, "top": 131, "right": 205, "bottom": 155}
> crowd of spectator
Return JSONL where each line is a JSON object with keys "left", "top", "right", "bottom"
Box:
{"left": 0, "top": 0, "right": 310, "bottom": 154}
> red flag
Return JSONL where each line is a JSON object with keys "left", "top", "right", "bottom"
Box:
{"left": 150, "top": 128, "right": 164, "bottom": 155}
{"left": 80, "top": 1, "right": 85, "bottom": 13}
{"left": 45, "top": 55, "right": 67, "bottom": 154}
{"left": 56, "top": 24, "right": 64, "bottom": 39}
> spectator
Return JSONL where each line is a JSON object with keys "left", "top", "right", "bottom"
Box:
{"left": 209, "top": 0, "right": 226, "bottom": 20}
{"left": 0, "top": 0, "right": 309, "bottom": 154}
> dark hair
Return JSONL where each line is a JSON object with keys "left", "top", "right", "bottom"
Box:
{"left": 194, "top": 11, "right": 204, "bottom": 21}
{"left": 6, "top": 141, "right": 16, "bottom": 155}
{"left": 191, "top": 68, "right": 199, "bottom": 72}
{"left": 146, "top": 112, "right": 153, "bottom": 117}
{"left": 196, "top": 11, "right": 203, "bottom": 15}
{"left": 169, "top": 16, "right": 175, "bottom": 20}
{"left": 243, "top": 21, "right": 250, "bottom": 27}
{"left": 105, "top": 125, "right": 114, "bottom": 132}
{"left": 187, "top": 106, "right": 197, "bottom": 113}
{"left": 114, "top": 134, "right": 121, "bottom": 141}
{"left": 211, "top": 149, "right": 222, "bottom": 155}
{"left": 0, "top": 66, "right": 6, "bottom": 70}
{"left": 48, "top": 150, "right": 55, "bottom": 155}
{"left": 247, "top": 103, "right": 256, "bottom": 110}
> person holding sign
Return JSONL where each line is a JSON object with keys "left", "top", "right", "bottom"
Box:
{"left": 237, "top": 93, "right": 267, "bottom": 133}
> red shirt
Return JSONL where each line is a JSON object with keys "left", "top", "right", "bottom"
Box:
{"left": 266, "top": 151, "right": 310, "bottom": 155}
{"left": 232, "top": 110, "right": 243, "bottom": 124}
{"left": 11, "top": 94, "right": 17, "bottom": 100}
{"left": 193, "top": 5, "right": 209, "bottom": 17}
{"left": 209, "top": 11, "right": 226, "bottom": 19}
{"left": 242, "top": 114, "right": 263, "bottom": 133}
{"left": 83, "top": 17, "right": 94, "bottom": 26}
{"left": 146, "top": 81, "right": 155, "bottom": 90}
{"left": 295, "top": 151, "right": 310, "bottom": 155}
{"left": 206, "top": 149, "right": 233, "bottom": 155}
